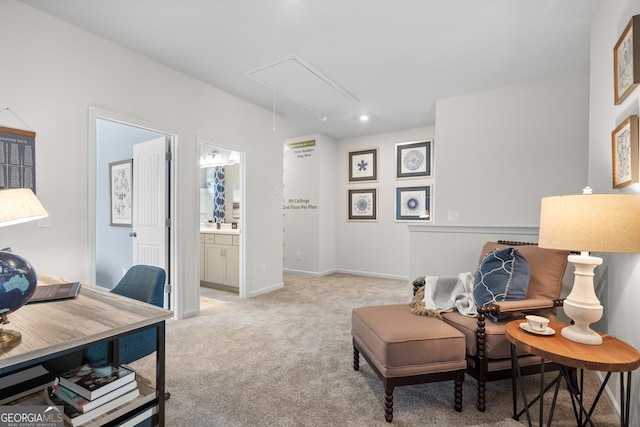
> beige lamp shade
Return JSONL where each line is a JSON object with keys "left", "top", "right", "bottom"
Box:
{"left": 0, "top": 188, "right": 48, "bottom": 227}
{"left": 539, "top": 194, "right": 640, "bottom": 253}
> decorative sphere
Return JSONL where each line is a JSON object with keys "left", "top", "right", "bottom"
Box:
{"left": 0, "top": 251, "right": 37, "bottom": 315}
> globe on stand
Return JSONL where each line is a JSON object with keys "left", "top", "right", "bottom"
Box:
{"left": 0, "top": 250, "right": 38, "bottom": 348}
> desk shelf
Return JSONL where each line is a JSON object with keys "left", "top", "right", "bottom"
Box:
{"left": 8, "top": 374, "right": 157, "bottom": 427}
{"left": 0, "top": 278, "right": 172, "bottom": 427}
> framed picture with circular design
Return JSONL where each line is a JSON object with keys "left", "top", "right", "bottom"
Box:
{"left": 347, "top": 188, "right": 377, "bottom": 221}
{"left": 395, "top": 185, "right": 432, "bottom": 222}
{"left": 395, "top": 140, "right": 432, "bottom": 179}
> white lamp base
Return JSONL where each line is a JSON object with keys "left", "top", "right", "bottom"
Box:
{"left": 561, "top": 253, "right": 604, "bottom": 345}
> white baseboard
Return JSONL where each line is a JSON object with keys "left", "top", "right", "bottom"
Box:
{"left": 247, "top": 282, "right": 283, "bottom": 298}
{"left": 283, "top": 267, "right": 407, "bottom": 281}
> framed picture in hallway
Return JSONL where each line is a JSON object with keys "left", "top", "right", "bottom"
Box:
{"left": 347, "top": 188, "right": 377, "bottom": 221}
{"left": 348, "top": 147, "right": 378, "bottom": 183}
{"left": 612, "top": 115, "right": 639, "bottom": 189}
{"left": 614, "top": 15, "right": 640, "bottom": 105}
{"left": 395, "top": 140, "right": 432, "bottom": 179}
{"left": 109, "top": 159, "right": 133, "bottom": 226}
{"left": 395, "top": 185, "right": 432, "bottom": 222}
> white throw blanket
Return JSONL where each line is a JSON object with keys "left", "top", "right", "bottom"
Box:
{"left": 411, "top": 272, "right": 477, "bottom": 317}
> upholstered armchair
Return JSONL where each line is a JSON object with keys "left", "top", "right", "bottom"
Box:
{"left": 413, "top": 241, "right": 570, "bottom": 412}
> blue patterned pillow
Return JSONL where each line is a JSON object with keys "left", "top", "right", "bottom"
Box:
{"left": 473, "top": 247, "right": 530, "bottom": 321}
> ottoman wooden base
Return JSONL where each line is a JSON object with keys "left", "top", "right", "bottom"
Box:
{"left": 352, "top": 304, "right": 467, "bottom": 423}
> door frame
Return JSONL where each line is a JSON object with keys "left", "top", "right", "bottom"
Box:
{"left": 88, "top": 106, "right": 180, "bottom": 317}
{"left": 198, "top": 137, "right": 246, "bottom": 298}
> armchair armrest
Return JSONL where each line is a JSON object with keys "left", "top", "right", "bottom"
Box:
{"left": 478, "top": 298, "right": 564, "bottom": 315}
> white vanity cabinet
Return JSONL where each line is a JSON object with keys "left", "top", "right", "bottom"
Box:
{"left": 200, "top": 231, "right": 240, "bottom": 290}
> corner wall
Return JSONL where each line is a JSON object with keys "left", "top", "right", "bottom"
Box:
{"left": 283, "top": 134, "right": 336, "bottom": 275}
{"left": 589, "top": 1, "right": 640, "bottom": 422}
{"left": 409, "top": 73, "right": 589, "bottom": 282}
{"left": 336, "top": 126, "right": 435, "bottom": 280}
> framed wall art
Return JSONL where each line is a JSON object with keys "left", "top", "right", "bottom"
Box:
{"left": 612, "top": 115, "right": 639, "bottom": 189}
{"left": 0, "top": 126, "right": 36, "bottom": 192}
{"left": 109, "top": 159, "right": 133, "bottom": 226}
{"left": 395, "top": 185, "right": 432, "bottom": 222}
{"left": 348, "top": 147, "right": 378, "bottom": 183}
{"left": 614, "top": 15, "right": 640, "bottom": 105}
{"left": 395, "top": 140, "right": 432, "bottom": 179}
{"left": 347, "top": 188, "right": 377, "bottom": 221}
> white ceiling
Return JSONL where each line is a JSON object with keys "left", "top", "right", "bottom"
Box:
{"left": 20, "top": 0, "right": 596, "bottom": 140}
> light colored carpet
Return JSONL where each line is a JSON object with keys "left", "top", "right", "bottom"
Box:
{"left": 134, "top": 272, "right": 618, "bottom": 426}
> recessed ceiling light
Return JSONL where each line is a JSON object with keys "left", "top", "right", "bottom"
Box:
{"left": 359, "top": 114, "right": 370, "bottom": 122}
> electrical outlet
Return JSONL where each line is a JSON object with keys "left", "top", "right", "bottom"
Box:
{"left": 296, "top": 251, "right": 301, "bottom": 261}
{"left": 447, "top": 210, "right": 459, "bottom": 221}
{"left": 261, "top": 264, "right": 267, "bottom": 274}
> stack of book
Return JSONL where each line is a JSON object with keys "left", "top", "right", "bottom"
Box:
{"left": 45, "top": 363, "right": 139, "bottom": 426}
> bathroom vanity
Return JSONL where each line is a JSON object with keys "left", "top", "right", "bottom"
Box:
{"left": 200, "top": 228, "right": 240, "bottom": 292}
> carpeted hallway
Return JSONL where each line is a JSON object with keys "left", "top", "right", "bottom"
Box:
{"left": 135, "top": 273, "right": 618, "bottom": 426}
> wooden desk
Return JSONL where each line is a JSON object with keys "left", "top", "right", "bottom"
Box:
{"left": 0, "top": 276, "right": 172, "bottom": 426}
{"left": 506, "top": 320, "right": 640, "bottom": 427}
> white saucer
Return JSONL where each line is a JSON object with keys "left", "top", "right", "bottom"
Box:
{"left": 519, "top": 322, "right": 555, "bottom": 336}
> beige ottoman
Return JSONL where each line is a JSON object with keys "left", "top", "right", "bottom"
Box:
{"left": 352, "top": 304, "right": 466, "bottom": 422}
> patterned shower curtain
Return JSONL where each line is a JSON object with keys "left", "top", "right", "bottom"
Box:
{"left": 212, "top": 166, "right": 226, "bottom": 223}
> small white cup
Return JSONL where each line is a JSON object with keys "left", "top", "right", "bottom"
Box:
{"left": 525, "top": 315, "right": 549, "bottom": 332}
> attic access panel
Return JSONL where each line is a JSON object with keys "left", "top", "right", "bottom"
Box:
{"left": 246, "top": 55, "right": 357, "bottom": 111}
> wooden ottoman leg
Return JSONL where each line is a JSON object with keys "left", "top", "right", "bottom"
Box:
{"left": 454, "top": 371, "right": 464, "bottom": 412}
{"left": 384, "top": 385, "right": 394, "bottom": 423}
{"left": 353, "top": 345, "right": 360, "bottom": 371}
{"left": 477, "top": 380, "right": 486, "bottom": 412}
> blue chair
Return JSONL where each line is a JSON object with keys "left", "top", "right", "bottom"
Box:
{"left": 84, "top": 265, "right": 166, "bottom": 366}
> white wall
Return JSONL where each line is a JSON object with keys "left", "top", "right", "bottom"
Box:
{"left": 336, "top": 126, "right": 435, "bottom": 280}
{"left": 283, "top": 134, "right": 336, "bottom": 275}
{"left": 0, "top": 1, "right": 284, "bottom": 316}
{"left": 95, "top": 120, "right": 164, "bottom": 288}
{"left": 590, "top": 1, "right": 640, "bottom": 422}
{"left": 409, "top": 73, "right": 589, "bottom": 283}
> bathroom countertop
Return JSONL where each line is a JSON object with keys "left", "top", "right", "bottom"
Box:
{"left": 200, "top": 227, "right": 240, "bottom": 235}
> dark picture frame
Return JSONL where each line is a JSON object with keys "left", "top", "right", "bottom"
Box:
{"left": 395, "top": 140, "right": 432, "bottom": 179}
{"left": 612, "top": 115, "right": 639, "bottom": 189}
{"left": 0, "top": 126, "right": 36, "bottom": 192}
{"left": 347, "top": 188, "right": 377, "bottom": 221}
{"left": 395, "top": 185, "right": 432, "bottom": 222}
{"left": 109, "top": 159, "right": 133, "bottom": 226}
{"left": 614, "top": 15, "right": 640, "bottom": 105}
{"left": 348, "top": 147, "right": 378, "bottom": 183}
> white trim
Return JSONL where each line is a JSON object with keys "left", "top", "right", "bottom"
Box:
{"left": 197, "top": 136, "right": 248, "bottom": 299}
{"left": 283, "top": 267, "right": 408, "bottom": 281}
{"left": 88, "top": 105, "right": 181, "bottom": 319}
{"left": 407, "top": 224, "right": 539, "bottom": 235}
{"left": 247, "top": 282, "right": 284, "bottom": 298}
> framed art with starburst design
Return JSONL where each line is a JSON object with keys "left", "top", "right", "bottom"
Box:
{"left": 395, "top": 140, "right": 432, "bottom": 179}
{"left": 395, "top": 185, "right": 432, "bottom": 222}
{"left": 348, "top": 147, "right": 378, "bottom": 183}
{"left": 347, "top": 188, "right": 377, "bottom": 221}
{"left": 612, "top": 115, "right": 639, "bottom": 189}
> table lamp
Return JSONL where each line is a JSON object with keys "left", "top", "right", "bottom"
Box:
{"left": 0, "top": 188, "right": 48, "bottom": 348}
{"left": 538, "top": 190, "right": 640, "bottom": 345}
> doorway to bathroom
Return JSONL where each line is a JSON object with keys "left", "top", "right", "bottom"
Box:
{"left": 198, "top": 139, "right": 244, "bottom": 296}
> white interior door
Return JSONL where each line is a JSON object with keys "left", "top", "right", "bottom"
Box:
{"left": 132, "top": 137, "right": 168, "bottom": 278}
